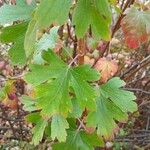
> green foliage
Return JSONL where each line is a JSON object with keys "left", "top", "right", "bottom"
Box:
{"left": 0, "top": 0, "right": 139, "bottom": 149}
{"left": 23, "top": 50, "right": 137, "bottom": 146}
{"left": 24, "top": 0, "right": 112, "bottom": 58}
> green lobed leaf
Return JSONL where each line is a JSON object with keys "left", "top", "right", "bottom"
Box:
{"left": 73, "top": 0, "right": 111, "bottom": 40}
{"left": 86, "top": 77, "right": 137, "bottom": 139}
{"left": 100, "top": 77, "right": 137, "bottom": 112}
{"left": 25, "top": 49, "right": 99, "bottom": 117}
{"left": 0, "top": 0, "right": 35, "bottom": 24}
{"left": 25, "top": 49, "right": 100, "bottom": 142}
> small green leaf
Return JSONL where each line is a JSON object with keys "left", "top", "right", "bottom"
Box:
{"left": 95, "top": 0, "right": 112, "bottom": 23}
{"left": 25, "top": 112, "right": 41, "bottom": 124}
{"left": 0, "top": 22, "right": 28, "bottom": 65}
{"left": 32, "top": 119, "right": 48, "bottom": 145}
{"left": 36, "top": 26, "right": 59, "bottom": 51}
{"left": 72, "top": 0, "right": 91, "bottom": 38}
{"left": 34, "top": 0, "right": 72, "bottom": 29}
{"left": 33, "top": 26, "right": 59, "bottom": 64}
{"left": 0, "top": 0, "right": 35, "bottom": 24}
{"left": 51, "top": 114, "right": 69, "bottom": 142}
{"left": 20, "top": 95, "right": 37, "bottom": 112}
{"left": 100, "top": 77, "right": 137, "bottom": 112}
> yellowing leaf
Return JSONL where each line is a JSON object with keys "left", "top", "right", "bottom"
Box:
{"left": 1, "top": 81, "right": 18, "bottom": 110}
{"left": 94, "top": 58, "right": 118, "bottom": 83}
{"left": 2, "top": 94, "right": 18, "bottom": 110}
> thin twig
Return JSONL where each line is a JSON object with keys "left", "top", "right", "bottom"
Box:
{"left": 123, "top": 88, "right": 150, "bottom": 95}
{"left": 121, "top": 55, "right": 150, "bottom": 78}
{"left": 77, "top": 118, "right": 87, "bottom": 131}
{"left": 67, "top": 23, "right": 75, "bottom": 42}
{"left": 68, "top": 54, "right": 79, "bottom": 67}
{"left": 124, "top": 60, "right": 150, "bottom": 80}
{"left": 77, "top": 38, "right": 86, "bottom": 65}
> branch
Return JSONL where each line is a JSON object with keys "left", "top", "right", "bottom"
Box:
{"left": 77, "top": 38, "right": 86, "bottom": 65}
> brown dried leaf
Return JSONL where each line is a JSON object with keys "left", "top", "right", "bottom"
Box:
{"left": 94, "top": 58, "right": 118, "bottom": 83}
